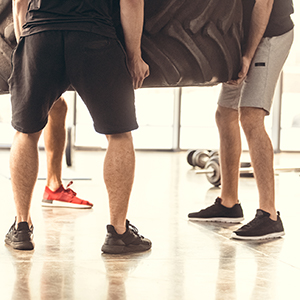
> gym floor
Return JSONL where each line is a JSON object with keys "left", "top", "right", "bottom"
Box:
{"left": 0, "top": 149, "right": 299, "bottom": 299}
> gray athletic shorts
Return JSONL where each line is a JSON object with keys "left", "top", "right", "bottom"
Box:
{"left": 218, "top": 29, "right": 294, "bottom": 115}
{"left": 9, "top": 30, "right": 138, "bottom": 134}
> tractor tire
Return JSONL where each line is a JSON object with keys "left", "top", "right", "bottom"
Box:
{"left": 0, "top": 0, "right": 16, "bottom": 94}
{"left": 114, "top": 0, "right": 243, "bottom": 87}
{"left": 0, "top": 0, "right": 243, "bottom": 92}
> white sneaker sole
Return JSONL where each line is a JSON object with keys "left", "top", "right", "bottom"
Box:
{"left": 231, "top": 231, "right": 285, "bottom": 240}
{"left": 189, "top": 217, "right": 244, "bottom": 224}
{"left": 42, "top": 199, "right": 92, "bottom": 209}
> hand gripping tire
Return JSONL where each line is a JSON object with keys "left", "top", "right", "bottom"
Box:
{"left": 114, "top": 0, "right": 243, "bottom": 87}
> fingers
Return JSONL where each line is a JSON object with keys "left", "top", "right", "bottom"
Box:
{"left": 227, "top": 56, "right": 251, "bottom": 85}
{"left": 130, "top": 59, "right": 150, "bottom": 89}
{"left": 228, "top": 65, "right": 248, "bottom": 85}
{"left": 135, "top": 67, "right": 150, "bottom": 89}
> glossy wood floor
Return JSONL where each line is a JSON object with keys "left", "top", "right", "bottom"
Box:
{"left": 0, "top": 149, "right": 299, "bottom": 300}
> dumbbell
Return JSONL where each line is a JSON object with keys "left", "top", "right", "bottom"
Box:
{"left": 186, "top": 149, "right": 219, "bottom": 168}
{"left": 196, "top": 156, "right": 254, "bottom": 187}
{"left": 186, "top": 149, "right": 197, "bottom": 166}
{"left": 196, "top": 155, "right": 222, "bottom": 186}
{"left": 195, "top": 153, "right": 300, "bottom": 186}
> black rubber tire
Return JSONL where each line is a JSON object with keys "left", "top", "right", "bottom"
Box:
{"left": 0, "top": 0, "right": 16, "bottom": 94}
{"left": 114, "top": 0, "right": 243, "bottom": 87}
{"left": 1, "top": 0, "right": 243, "bottom": 92}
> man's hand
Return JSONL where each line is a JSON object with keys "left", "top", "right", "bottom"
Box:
{"left": 228, "top": 0, "right": 273, "bottom": 86}
{"left": 228, "top": 56, "right": 251, "bottom": 85}
{"left": 120, "top": 0, "right": 148, "bottom": 89}
{"left": 127, "top": 55, "right": 149, "bottom": 89}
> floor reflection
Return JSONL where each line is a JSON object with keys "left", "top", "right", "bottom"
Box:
{"left": 215, "top": 241, "right": 237, "bottom": 300}
{"left": 40, "top": 208, "right": 90, "bottom": 300}
{"left": 248, "top": 239, "right": 284, "bottom": 300}
{"left": 102, "top": 251, "right": 151, "bottom": 300}
{"left": 5, "top": 246, "right": 34, "bottom": 300}
{"left": 190, "top": 218, "right": 286, "bottom": 300}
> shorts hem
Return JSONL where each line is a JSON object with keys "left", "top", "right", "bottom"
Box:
{"left": 95, "top": 125, "right": 139, "bottom": 135}
{"left": 11, "top": 121, "right": 47, "bottom": 134}
{"left": 217, "top": 103, "right": 239, "bottom": 111}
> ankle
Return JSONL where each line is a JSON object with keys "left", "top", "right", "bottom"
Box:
{"left": 16, "top": 217, "right": 32, "bottom": 228}
{"left": 260, "top": 208, "right": 277, "bottom": 221}
{"left": 47, "top": 182, "right": 62, "bottom": 192}
{"left": 111, "top": 220, "right": 127, "bottom": 234}
{"left": 219, "top": 197, "right": 239, "bottom": 208}
{"left": 114, "top": 225, "right": 126, "bottom": 235}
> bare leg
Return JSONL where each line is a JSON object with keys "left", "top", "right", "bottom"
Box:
{"left": 215, "top": 105, "right": 241, "bottom": 208}
{"left": 44, "top": 96, "right": 68, "bottom": 191}
{"left": 10, "top": 131, "right": 42, "bottom": 226}
{"left": 104, "top": 132, "right": 135, "bottom": 234}
{"left": 240, "top": 107, "right": 277, "bottom": 220}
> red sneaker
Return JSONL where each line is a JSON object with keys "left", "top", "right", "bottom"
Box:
{"left": 42, "top": 181, "right": 93, "bottom": 209}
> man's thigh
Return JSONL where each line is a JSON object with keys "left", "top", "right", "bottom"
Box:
{"left": 9, "top": 31, "right": 70, "bottom": 133}
{"left": 65, "top": 32, "right": 137, "bottom": 135}
{"left": 218, "top": 82, "right": 243, "bottom": 111}
{"left": 240, "top": 29, "right": 294, "bottom": 114}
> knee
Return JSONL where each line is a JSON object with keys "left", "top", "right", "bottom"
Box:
{"left": 14, "top": 130, "right": 42, "bottom": 144}
{"left": 215, "top": 108, "right": 224, "bottom": 128}
{"left": 215, "top": 106, "right": 238, "bottom": 129}
{"left": 239, "top": 112, "right": 251, "bottom": 134}
{"left": 240, "top": 113, "right": 266, "bottom": 140}
{"left": 49, "top": 96, "right": 68, "bottom": 119}
{"left": 239, "top": 109, "right": 265, "bottom": 137}
{"left": 106, "top": 132, "right": 133, "bottom": 144}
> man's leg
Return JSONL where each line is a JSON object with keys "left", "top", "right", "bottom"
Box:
{"left": 231, "top": 106, "right": 284, "bottom": 240}
{"left": 104, "top": 132, "right": 135, "bottom": 234}
{"left": 44, "top": 96, "right": 67, "bottom": 191}
{"left": 216, "top": 105, "right": 241, "bottom": 208}
{"left": 10, "top": 131, "right": 42, "bottom": 226}
{"left": 5, "top": 130, "right": 42, "bottom": 250}
{"left": 42, "top": 96, "right": 93, "bottom": 209}
{"left": 188, "top": 104, "right": 244, "bottom": 223}
{"left": 101, "top": 131, "right": 151, "bottom": 254}
{"left": 240, "top": 107, "right": 277, "bottom": 220}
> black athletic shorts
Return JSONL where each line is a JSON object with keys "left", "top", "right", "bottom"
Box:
{"left": 9, "top": 30, "right": 138, "bottom": 134}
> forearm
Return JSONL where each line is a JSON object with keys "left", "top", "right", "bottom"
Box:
{"left": 244, "top": 0, "right": 274, "bottom": 61}
{"left": 12, "top": 0, "right": 28, "bottom": 42}
{"left": 120, "top": 0, "right": 144, "bottom": 60}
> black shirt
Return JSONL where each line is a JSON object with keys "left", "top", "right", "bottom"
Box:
{"left": 242, "top": 0, "right": 294, "bottom": 41}
{"left": 22, "top": 0, "right": 117, "bottom": 39}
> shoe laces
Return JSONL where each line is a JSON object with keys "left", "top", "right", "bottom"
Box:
{"left": 203, "top": 197, "right": 221, "bottom": 211}
{"left": 240, "top": 214, "right": 264, "bottom": 230}
{"left": 64, "top": 181, "right": 77, "bottom": 197}
{"left": 128, "top": 222, "right": 144, "bottom": 238}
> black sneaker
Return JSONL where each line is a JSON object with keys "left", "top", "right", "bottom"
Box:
{"left": 188, "top": 197, "right": 244, "bottom": 223}
{"left": 231, "top": 209, "right": 285, "bottom": 240}
{"left": 5, "top": 220, "right": 34, "bottom": 250}
{"left": 101, "top": 220, "right": 152, "bottom": 254}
